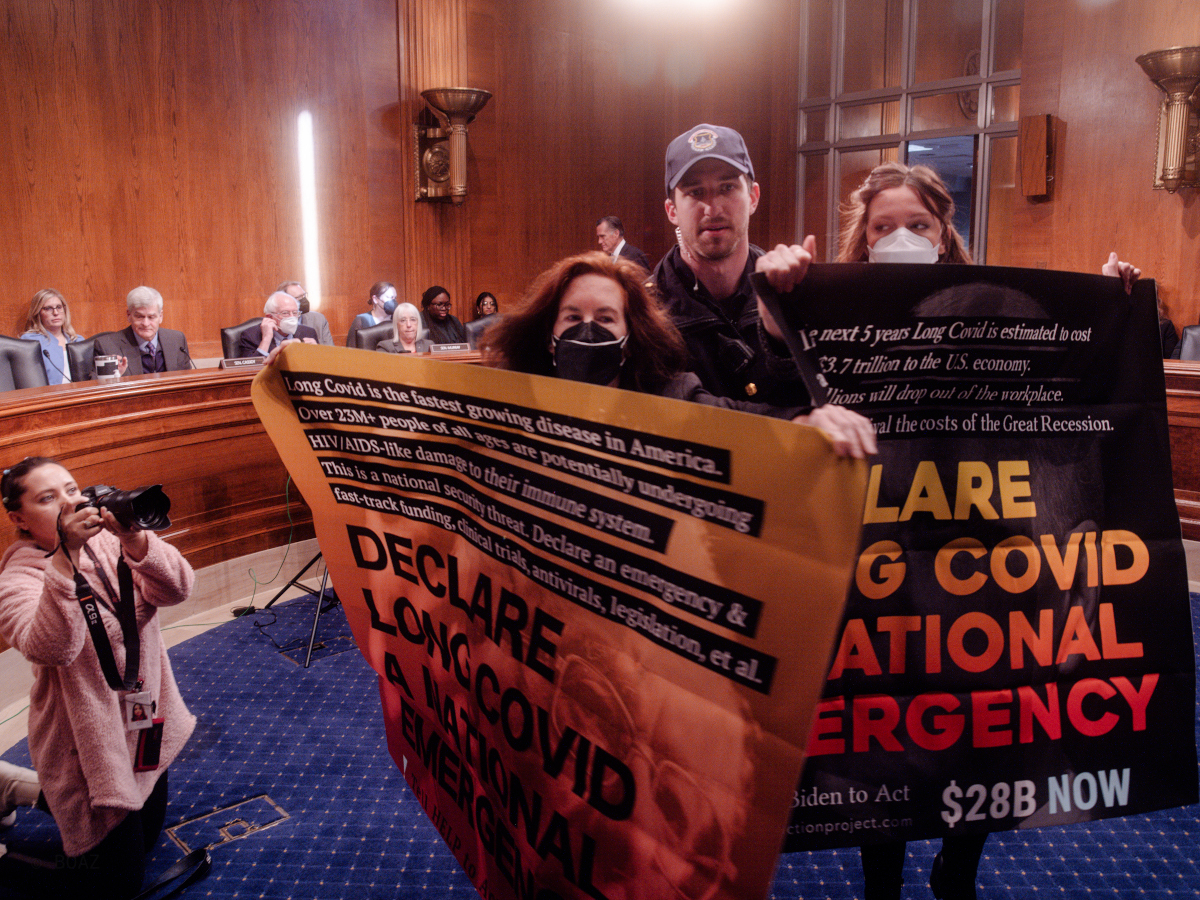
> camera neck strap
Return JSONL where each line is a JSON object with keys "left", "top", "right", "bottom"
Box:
{"left": 68, "top": 543, "right": 141, "bottom": 692}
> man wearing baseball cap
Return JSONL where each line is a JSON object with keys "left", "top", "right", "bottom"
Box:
{"left": 653, "top": 124, "right": 806, "bottom": 406}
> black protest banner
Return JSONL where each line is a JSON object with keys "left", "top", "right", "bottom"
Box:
{"left": 252, "top": 346, "right": 868, "bottom": 900}
{"left": 756, "top": 264, "right": 1198, "bottom": 849}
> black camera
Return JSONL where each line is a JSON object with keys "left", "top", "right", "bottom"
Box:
{"left": 76, "top": 484, "right": 172, "bottom": 531}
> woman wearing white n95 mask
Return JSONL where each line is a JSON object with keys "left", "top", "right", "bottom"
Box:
{"left": 757, "top": 162, "right": 982, "bottom": 900}
{"left": 841, "top": 161, "right": 973, "bottom": 265}
{"left": 755, "top": 161, "right": 1137, "bottom": 292}
{"left": 754, "top": 161, "right": 1140, "bottom": 900}
{"left": 839, "top": 161, "right": 1138, "bottom": 288}
{"left": 752, "top": 162, "right": 973, "bottom": 306}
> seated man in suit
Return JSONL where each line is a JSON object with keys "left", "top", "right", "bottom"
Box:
{"left": 278, "top": 279, "right": 334, "bottom": 346}
{"left": 93, "top": 285, "right": 193, "bottom": 375}
{"left": 240, "top": 291, "right": 319, "bottom": 357}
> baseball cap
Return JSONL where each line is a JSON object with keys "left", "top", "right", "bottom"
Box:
{"left": 665, "top": 124, "right": 755, "bottom": 195}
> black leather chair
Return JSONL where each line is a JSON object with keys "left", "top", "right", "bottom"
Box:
{"left": 0, "top": 336, "right": 50, "bottom": 391}
{"left": 356, "top": 321, "right": 394, "bottom": 351}
{"left": 1177, "top": 325, "right": 1200, "bottom": 361}
{"left": 221, "top": 318, "right": 263, "bottom": 359}
{"left": 66, "top": 333, "right": 114, "bottom": 382}
{"left": 465, "top": 314, "right": 499, "bottom": 350}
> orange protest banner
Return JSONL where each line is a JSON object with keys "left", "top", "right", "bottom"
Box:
{"left": 252, "top": 345, "right": 866, "bottom": 900}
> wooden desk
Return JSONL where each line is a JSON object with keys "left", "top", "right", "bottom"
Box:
{"left": 0, "top": 367, "right": 313, "bottom": 570}
{"left": 1166, "top": 360, "right": 1200, "bottom": 540}
{"left": 4, "top": 354, "right": 1187, "bottom": 551}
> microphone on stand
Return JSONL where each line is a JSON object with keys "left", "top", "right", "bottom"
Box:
{"left": 42, "top": 349, "right": 70, "bottom": 384}
{"left": 179, "top": 344, "right": 198, "bottom": 370}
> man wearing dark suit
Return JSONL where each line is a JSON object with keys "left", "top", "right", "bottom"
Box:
{"left": 278, "top": 279, "right": 334, "bottom": 346}
{"left": 93, "top": 286, "right": 193, "bottom": 376}
{"left": 596, "top": 215, "right": 652, "bottom": 271}
{"left": 239, "top": 291, "right": 319, "bottom": 357}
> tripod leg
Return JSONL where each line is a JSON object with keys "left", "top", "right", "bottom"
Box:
{"left": 261, "top": 552, "right": 323, "bottom": 612}
{"left": 303, "top": 565, "right": 333, "bottom": 668}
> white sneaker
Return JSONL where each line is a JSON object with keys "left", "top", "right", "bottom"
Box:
{"left": 0, "top": 811, "right": 13, "bottom": 828}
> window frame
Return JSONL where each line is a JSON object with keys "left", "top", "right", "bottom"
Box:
{"left": 797, "top": 0, "right": 1020, "bottom": 263}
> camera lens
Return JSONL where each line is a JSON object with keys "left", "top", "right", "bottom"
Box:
{"left": 79, "top": 484, "right": 172, "bottom": 531}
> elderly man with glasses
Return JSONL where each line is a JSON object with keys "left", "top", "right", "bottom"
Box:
{"left": 239, "top": 291, "right": 319, "bottom": 358}
{"left": 278, "top": 280, "right": 333, "bottom": 346}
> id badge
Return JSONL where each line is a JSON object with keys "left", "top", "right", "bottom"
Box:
{"left": 123, "top": 690, "right": 154, "bottom": 732}
{"left": 134, "top": 718, "right": 165, "bottom": 772}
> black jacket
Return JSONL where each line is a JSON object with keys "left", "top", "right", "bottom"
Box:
{"left": 238, "top": 322, "right": 320, "bottom": 357}
{"left": 652, "top": 244, "right": 809, "bottom": 408}
{"left": 658, "top": 372, "right": 807, "bottom": 418}
{"left": 423, "top": 314, "right": 468, "bottom": 345}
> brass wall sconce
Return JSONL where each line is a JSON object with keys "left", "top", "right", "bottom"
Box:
{"left": 1136, "top": 47, "right": 1200, "bottom": 192}
{"left": 414, "top": 88, "right": 492, "bottom": 204}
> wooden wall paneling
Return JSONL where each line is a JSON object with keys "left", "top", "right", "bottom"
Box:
{"left": 449, "top": 0, "right": 801, "bottom": 312}
{"left": 397, "top": 0, "right": 479, "bottom": 325}
{"left": 0, "top": 369, "right": 313, "bottom": 571}
{"left": 765, "top": 1, "right": 802, "bottom": 246}
{"left": 0, "top": 1, "right": 402, "bottom": 357}
{"left": 1018, "top": 113, "right": 1051, "bottom": 198}
{"left": 1011, "top": 0, "right": 1200, "bottom": 332}
{"left": 2, "top": 0, "right": 799, "bottom": 361}
{"left": 464, "top": 3, "right": 502, "bottom": 304}
{"left": 1165, "top": 361, "right": 1200, "bottom": 539}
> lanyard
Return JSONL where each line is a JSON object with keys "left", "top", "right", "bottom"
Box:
{"left": 71, "top": 545, "right": 141, "bottom": 692}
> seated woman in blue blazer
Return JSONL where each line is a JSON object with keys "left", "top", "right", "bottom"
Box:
{"left": 20, "top": 289, "right": 83, "bottom": 384}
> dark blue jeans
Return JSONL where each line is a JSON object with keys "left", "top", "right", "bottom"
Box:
{"left": 0, "top": 769, "right": 169, "bottom": 900}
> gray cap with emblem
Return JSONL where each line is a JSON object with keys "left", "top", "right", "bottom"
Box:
{"left": 665, "top": 124, "right": 755, "bottom": 195}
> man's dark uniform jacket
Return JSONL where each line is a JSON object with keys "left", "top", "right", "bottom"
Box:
{"left": 652, "top": 243, "right": 809, "bottom": 408}
{"left": 93, "top": 326, "right": 192, "bottom": 375}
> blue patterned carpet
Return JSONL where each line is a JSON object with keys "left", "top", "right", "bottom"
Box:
{"left": 1, "top": 593, "right": 1197, "bottom": 899}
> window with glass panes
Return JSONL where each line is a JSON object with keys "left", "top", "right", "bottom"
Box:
{"left": 799, "top": 0, "right": 1022, "bottom": 263}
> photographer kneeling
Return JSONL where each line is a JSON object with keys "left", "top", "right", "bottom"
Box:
{"left": 0, "top": 457, "right": 195, "bottom": 899}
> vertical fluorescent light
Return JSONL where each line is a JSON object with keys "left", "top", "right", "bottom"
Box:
{"left": 298, "top": 110, "right": 321, "bottom": 308}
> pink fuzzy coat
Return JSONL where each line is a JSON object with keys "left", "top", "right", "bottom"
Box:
{"left": 0, "top": 532, "right": 196, "bottom": 855}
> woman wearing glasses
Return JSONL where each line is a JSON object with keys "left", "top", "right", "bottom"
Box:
{"left": 20, "top": 289, "right": 83, "bottom": 385}
{"left": 420, "top": 285, "right": 468, "bottom": 345}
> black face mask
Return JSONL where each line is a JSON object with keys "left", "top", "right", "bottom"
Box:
{"left": 552, "top": 321, "right": 628, "bottom": 386}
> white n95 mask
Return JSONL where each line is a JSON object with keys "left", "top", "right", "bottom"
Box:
{"left": 868, "top": 227, "right": 940, "bottom": 264}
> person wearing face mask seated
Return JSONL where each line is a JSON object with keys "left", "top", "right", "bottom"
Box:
{"left": 480, "top": 251, "right": 876, "bottom": 459}
{"left": 753, "top": 160, "right": 1140, "bottom": 900}
{"left": 376, "top": 302, "right": 431, "bottom": 354}
{"left": 239, "top": 291, "right": 320, "bottom": 358}
{"left": 278, "top": 281, "right": 333, "bottom": 347}
{"left": 345, "top": 282, "right": 397, "bottom": 348}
